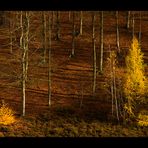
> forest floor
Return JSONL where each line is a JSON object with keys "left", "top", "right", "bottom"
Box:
{"left": 0, "top": 108, "right": 148, "bottom": 137}
{"left": 0, "top": 11, "right": 148, "bottom": 137}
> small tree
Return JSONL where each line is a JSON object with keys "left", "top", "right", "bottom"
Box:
{"left": 123, "top": 36, "right": 146, "bottom": 121}
{"left": 103, "top": 46, "right": 126, "bottom": 122}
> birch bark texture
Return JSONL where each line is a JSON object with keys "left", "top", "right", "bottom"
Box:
{"left": 21, "top": 11, "right": 30, "bottom": 116}
{"left": 48, "top": 13, "right": 52, "bottom": 107}
{"left": 92, "top": 12, "right": 96, "bottom": 95}
{"left": 100, "top": 11, "right": 104, "bottom": 73}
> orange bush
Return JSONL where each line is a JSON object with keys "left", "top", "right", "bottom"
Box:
{"left": 0, "top": 102, "right": 15, "bottom": 125}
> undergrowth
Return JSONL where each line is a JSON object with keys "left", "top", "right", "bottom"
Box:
{"left": 0, "top": 101, "right": 15, "bottom": 125}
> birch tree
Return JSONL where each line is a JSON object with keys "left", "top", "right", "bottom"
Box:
{"left": 108, "top": 46, "right": 119, "bottom": 121}
{"left": 100, "top": 11, "right": 104, "bottom": 73}
{"left": 48, "top": 12, "right": 51, "bottom": 107}
{"left": 127, "top": 11, "right": 131, "bottom": 29}
{"left": 139, "top": 11, "right": 142, "bottom": 43}
{"left": 71, "top": 11, "right": 75, "bottom": 57}
{"left": 56, "top": 11, "right": 60, "bottom": 40}
{"left": 104, "top": 44, "right": 122, "bottom": 121}
{"left": 112, "top": 53, "right": 119, "bottom": 121}
{"left": 68, "top": 11, "right": 71, "bottom": 22}
{"left": 92, "top": 12, "right": 96, "bottom": 95}
{"left": 116, "top": 11, "right": 120, "bottom": 53}
{"left": 20, "top": 11, "right": 23, "bottom": 50}
{"left": 42, "top": 11, "right": 47, "bottom": 63}
{"left": 132, "top": 12, "right": 135, "bottom": 39}
{"left": 21, "top": 11, "right": 30, "bottom": 116}
{"left": 108, "top": 45, "right": 114, "bottom": 116}
{"left": 79, "top": 11, "right": 83, "bottom": 35}
{"left": 92, "top": 12, "right": 97, "bottom": 95}
{"left": 25, "top": 13, "right": 30, "bottom": 81}
{"left": 9, "top": 11, "right": 13, "bottom": 54}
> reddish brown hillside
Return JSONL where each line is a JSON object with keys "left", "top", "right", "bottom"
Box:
{"left": 0, "top": 11, "right": 147, "bottom": 120}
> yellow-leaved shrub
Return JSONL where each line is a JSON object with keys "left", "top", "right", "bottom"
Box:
{"left": 0, "top": 101, "right": 15, "bottom": 125}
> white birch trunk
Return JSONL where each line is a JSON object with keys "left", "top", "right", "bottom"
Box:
{"left": 71, "top": 11, "right": 75, "bottom": 56}
{"left": 127, "top": 11, "right": 131, "bottom": 29}
{"left": 116, "top": 11, "right": 120, "bottom": 53}
{"left": 80, "top": 11, "right": 83, "bottom": 35}
{"left": 48, "top": 13, "right": 51, "bottom": 107}
{"left": 139, "top": 11, "right": 141, "bottom": 43}
{"left": 100, "top": 11, "right": 104, "bottom": 73}
{"left": 132, "top": 12, "right": 135, "bottom": 39}
{"left": 92, "top": 12, "right": 96, "bottom": 95}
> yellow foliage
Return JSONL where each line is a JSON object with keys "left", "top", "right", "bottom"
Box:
{"left": 124, "top": 36, "right": 146, "bottom": 98}
{"left": 123, "top": 36, "right": 146, "bottom": 119}
{"left": 137, "top": 112, "right": 148, "bottom": 127}
{"left": 0, "top": 102, "right": 15, "bottom": 125}
{"left": 124, "top": 103, "right": 134, "bottom": 117}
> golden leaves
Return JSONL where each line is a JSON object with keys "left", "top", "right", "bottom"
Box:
{"left": 0, "top": 102, "right": 15, "bottom": 125}
{"left": 123, "top": 37, "right": 146, "bottom": 119}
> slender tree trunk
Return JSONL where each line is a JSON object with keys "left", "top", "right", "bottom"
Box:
{"left": 132, "top": 12, "right": 135, "bottom": 39}
{"left": 22, "top": 42, "right": 26, "bottom": 117}
{"left": 109, "top": 45, "right": 114, "bottom": 116}
{"left": 92, "top": 12, "right": 95, "bottom": 39}
{"left": 21, "top": 11, "right": 30, "bottom": 117}
{"left": 56, "top": 11, "right": 60, "bottom": 40}
{"left": 116, "top": 11, "right": 120, "bottom": 53}
{"left": 25, "top": 12, "right": 30, "bottom": 81}
{"left": 80, "top": 11, "right": 83, "bottom": 35}
{"left": 20, "top": 11, "right": 23, "bottom": 49}
{"left": 119, "top": 81, "right": 125, "bottom": 121}
{"left": 113, "top": 58, "right": 119, "bottom": 121}
{"left": 51, "top": 11, "right": 54, "bottom": 29}
{"left": 111, "top": 79, "right": 114, "bottom": 116}
{"left": 93, "top": 39, "right": 96, "bottom": 95}
{"left": 42, "top": 11, "right": 47, "bottom": 63}
{"left": 118, "top": 79, "right": 122, "bottom": 117}
{"left": 100, "top": 11, "right": 104, "bottom": 73}
{"left": 22, "top": 54, "right": 26, "bottom": 116}
{"left": 10, "top": 31, "right": 13, "bottom": 53}
{"left": 21, "top": 11, "right": 26, "bottom": 117}
{"left": 139, "top": 11, "right": 141, "bottom": 43}
{"left": 68, "top": 11, "right": 71, "bottom": 22}
{"left": 71, "top": 11, "right": 75, "bottom": 57}
{"left": 127, "top": 11, "right": 131, "bottom": 29}
{"left": 20, "top": 11, "right": 25, "bottom": 116}
{"left": 92, "top": 12, "right": 96, "bottom": 95}
{"left": 80, "top": 81, "right": 84, "bottom": 109}
{"left": 48, "top": 13, "right": 51, "bottom": 107}
{"left": 9, "top": 12, "right": 13, "bottom": 54}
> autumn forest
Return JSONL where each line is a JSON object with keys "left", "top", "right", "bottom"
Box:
{"left": 0, "top": 11, "right": 147, "bottom": 137}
